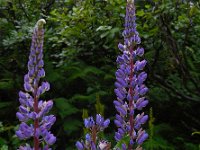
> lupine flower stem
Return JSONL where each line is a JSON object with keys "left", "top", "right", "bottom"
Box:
{"left": 114, "top": 0, "right": 149, "bottom": 149}
{"left": 33, "top": 24, "right": 42, "bottom": 150}
{"left": 16, "top": 19, "right": 56, "bottom": 150}
{"left": 34, "top": 90, "right": 39, "bottom": 150}
{"left": 76, "top": 114, "right": 110, "bottom": 150}
{"left": 92, "top": 126, "right": 97, "bottom": 144}
{"left": 129, "top": 45, "right": 134, "bottom": 150}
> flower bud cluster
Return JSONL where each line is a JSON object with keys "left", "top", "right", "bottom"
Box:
{"left": 114, "top": 1, "right": 148, "bottom": 149}
{"left": 16, "top": 19, "right": 56, "bottom": 149}
{"left": 76, "top": 114, "right": 110, "bottom": 150}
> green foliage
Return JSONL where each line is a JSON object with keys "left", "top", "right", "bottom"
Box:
{"left": 114, "top": 135, "right": 130, "bottom": 149}
{"left": 0, "top": 102, "right": 11, "bottom": 109}
{"left": 54, "top": 97, "right": 79, "bottom": 119}
{"left": 147, "top": 107, "right": 154, "bottom": 150}
{"left": 82, "top": 109, "right": 89, "bottom": 135}
{"left": 173, "top": 137, "right": 200, "bottom": 150}
{"left": 0, "top": 122, "right": 21, "bottom": 149}
{"left": 0, "top": 79, "right": 14, "bottom": 90}
{"left": 95, "top": 94, "right": 105, "bottom": 116}
{"left": 82, "top": 109, "right": 89, "bottom": 120}
{"left": 144, "top": 137, "right": 175, "bottom": 150}
{"left": 144, "top": 108, "right": 174, "bottom": 150}
{"left": 81, "top": 93, "right": 106, "bottom": 140}
{"left": 63, "top": 119, "right": 82, "bottom": 135}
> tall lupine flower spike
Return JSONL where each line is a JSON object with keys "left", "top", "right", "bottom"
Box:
{"left": 76, "top": 114, "right": 111, "bottom": 150}
{"left": 114, "top": 1, "right": 148, "bottom": 149}
{"left": 16, "top": 19, "right": 56, "bottom": 150}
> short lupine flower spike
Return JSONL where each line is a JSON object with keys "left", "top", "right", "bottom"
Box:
{"left": 16, "top": 19, "right": 56, "bottom": 150}
{"left": 76, "top": 114, "right": 111, "bottom": 150}
{"left": 114, "top": 1, "right": 148, "bottom": 149}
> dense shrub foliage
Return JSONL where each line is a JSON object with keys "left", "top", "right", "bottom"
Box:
{"left": 0, "top": 0, "right": 200, "bottom": 149}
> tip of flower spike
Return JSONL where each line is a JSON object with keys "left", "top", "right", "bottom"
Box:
{"left": 127, "top": 0, "right": 134, "bottom": 3}
{"left": 36, "top": 19, "right": 46, "bottom": 29}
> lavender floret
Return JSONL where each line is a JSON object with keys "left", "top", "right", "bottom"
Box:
{"left": 76, "top": 114, "right": 111, "bottom": 150}
{"left": 16, "top": 19, "right": 56, "bottom": 150}
{"left": 114, "top": 0, "right": 148, "bottom": 149}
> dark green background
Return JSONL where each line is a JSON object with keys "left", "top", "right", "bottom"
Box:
{"left": 0, "top": 0, "right": 200, "bottom": 149}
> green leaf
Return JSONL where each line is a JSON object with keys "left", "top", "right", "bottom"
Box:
{"left": 96, "top": 26, "right": 112, "bottom": 31}
{"left": 63, "top": 119, "right": 82, "bottom": 134}
{"left": 69, "top": 94, "right": 94, "bottom": 103}
{"left": 67, "top": 64, "right": 104, "bottom": 82}
{"left": 0, "top": 145, "right": 8, "bottom": 150}
{"left": 114, "top": 135, "right": 130, "bottom": 149}
{"left": 95, "top": 94, "right": 104, "bottom": 116}
{"left": 100, "top": 31, "right": 110, "bottom": 39}
{"left": 144, "top": 137, "right": 175, "bottom": 150}
{"left": 184, "top": 142, "right": 199, "bottom": 150}
{"left": 189, "top": 6, "right": 198, "bottom": 16}
{"left": 82, "top": 109, "right": 88, "bottom": 119}
{"left": 0, "top": 102, "right": 11, "bottom": 109}
{"left": 0, "top": 80, "right": 14, "bottom": 90}
{"left": 54, "top": 98, "right": 79, "bottom": 119}
{"left": 137, "top": 10, "right": 145, "bottom": 17}
{"left": 0, "top": 137, "right": 7, "bottom": 146}
{"left": 108, "top": 27, "right": 120, "bottom": 39}
{"left": 145, "top": 5, "right": 151, "bottom": 9}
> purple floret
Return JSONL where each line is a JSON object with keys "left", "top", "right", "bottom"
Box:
{"left": 16, "top": 19, "right": 56, "bottom": 149}
{"left": 113, "top": 1, "right": 149, "bottom": 148}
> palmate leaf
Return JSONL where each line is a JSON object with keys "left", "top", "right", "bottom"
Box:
{"left": 0, "top": 79, "right": 14, "bottom": 90}
{"left": 144, "top": 123, "right": 175, "bottom": 150}
{"left": 143, "top": 137, "right": 175, "bottom": 150}
{"left": 61, "top": 61, "right": 104, "bottom": 84}
{"left": 67, "top": 66, "right": 104, "bottom": 81}
{"left": 63, "top": 119, "right": 82, "bottom": 135}
{"left": 69, "top": 94, "right": 94, "bottom": 103}
{"left": 45, "top": 62, "right": 62, "bottom": 82}
{"left": 54, "top": 97, "right": 79, "bottom": 119}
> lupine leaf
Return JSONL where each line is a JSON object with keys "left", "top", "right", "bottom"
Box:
{"left": 114, "top": 135, "right": 130, "bottom": 149}
{"left": 63, "top": 119, "right": 82, "bottom": 134}
{"left": 54, "top": 98, "right": 79, "bottom": 119}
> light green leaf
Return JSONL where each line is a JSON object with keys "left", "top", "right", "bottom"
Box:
{"left": 63, "top": 119, "right": 82, "bottom": 134}
{"left": 137, "top": 10, "right": 145, "bottom": 17}
{"left": 114, "top": 135, "right": 130, "bottom": 149}
{"left": 96, "top": 26, "right": 112, "bottom": 31}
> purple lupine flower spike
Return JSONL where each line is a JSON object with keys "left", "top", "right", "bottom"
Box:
{"left": 16, "top": 19, "right": 56, "bottom": 150}
{"left": 76, "top": 114, "right": 111, "bottom": 150}
{"left": 114, "top": 0, "right": 148, "bottom": 149}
